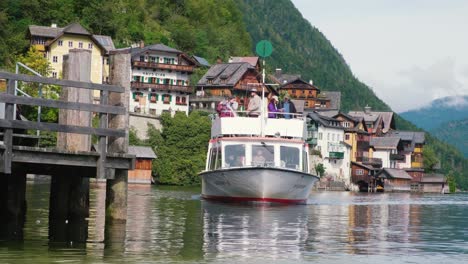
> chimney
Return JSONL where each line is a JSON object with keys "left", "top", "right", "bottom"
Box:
{"left": 216, "top": 56, "right": 223, "bottom": 64}
{"left": 139, "top": 40, "right": 145, "bottom": 48}
{"left": 309, "top": 79, "right": 313, "bottom": 85}
{"left": 364, "top": 105, "right": 371, "bottom": 114}
{"left": 275, "top": 68, "right": 282, "bottom": 76}
{"left": 51, "top": 23, "right": 57, "bottom": 28}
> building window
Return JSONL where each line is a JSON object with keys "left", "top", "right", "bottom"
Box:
{"left": 53, "top": 56, "right": 58, "bottom": 63}
{"left": 318, "top": 132, "right": 323, "bottom": 140}
{"left": 68, "top": 41, "right": 73, "bottom": 47}
{"left": 52, "top": 72, "right": 57, "bottom": 78}
{"left": 88, "top": 43, "right": 93, "bottom": 49}
{"left": 345, "top": 134, "right": 350, "bottom": 140}
{"left": 140, "top": 56, "right": 145, "bottom": 62}
{"left": 150, "top": 109, "right": 156, "bottom": 115}
{"left": 78, "top": 42, "right": 83, "bottom": 48}
{"left": 58, "top": 40, "right": 63, "bottom": 46}
{"left": 356, "top": 169, "right": 364, "bottom": 175}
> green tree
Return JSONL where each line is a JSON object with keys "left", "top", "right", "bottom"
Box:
{"left": 447, "top": 172, "right": 457, "bottom": 193}
{"left": 152, "top": 111, "right": 211, "bottom": 185}
{"left": 315, "top": 163, "right": 325, "bottom": 178}
{"left": 423, "top": 145, "right": 439, "bottom": 172}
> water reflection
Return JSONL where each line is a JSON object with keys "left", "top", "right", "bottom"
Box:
{"left": 1, "top": 183, "right": 468, "bottom": 263}
{"left": 202, "top": 201, "right": 309, "bottom": 260}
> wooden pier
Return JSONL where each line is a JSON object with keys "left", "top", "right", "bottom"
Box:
{"left": 0, "top": 48, "right": 135, "bottom": 242}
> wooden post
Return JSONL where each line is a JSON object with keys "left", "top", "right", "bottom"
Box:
{"left": 105, "top": 48, "right": 131, "bottom": 224}
{"left": 0, "top": 170, "right": 27, "bottom": 240}
{"left": 49, "top": 49, "right": 92, "bottom": 242}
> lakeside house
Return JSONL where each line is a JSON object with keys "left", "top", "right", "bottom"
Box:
{"left": 192, "top": 58, "right": 274, "bottom": 112}
{"left": 307, "top": 112, "right": 352, "bottom": 188}
{"left": 129, "top": 43, "right": 197, "bottom": 117}
{"left": 128, "top": 146, "right": 157, "bottom": 184}
{"left": 28, "top": 22, "right": 114, "bottom": 100}
{"left": 376, "top": 168, "right": 413, "bottom": 192}
{"left": 348, "top": 106, "right": 395, "bottom": 136}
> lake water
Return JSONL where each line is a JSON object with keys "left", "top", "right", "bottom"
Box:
{"left": 1, "top": 182, "right": 468, "bottom": 263}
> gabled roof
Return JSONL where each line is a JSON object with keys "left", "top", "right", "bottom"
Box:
{"left": 270, "top": 71, "right": 301, "bottom": 85}
{"left": 197, "top": 62, "right": 256, "bottom": 87}
{"left": 351, "top": 161, "right": 376, "bottom": 171}
{"left": 421, "top": 174, "right": 446, "bottom": 183}
{"left": 93, "top": 35, "right": 115, "bottom": 53}
{"left": 377, "top": 168, "right": 412, "bottom": 180}
{"left": 279, "top": 78, "right": 320, "bottom": 91}
{"left": 386, "top": 131, "right": 425, "bottom": 144}
{"left": 29, "top": 25, "right": 63, "bottom": 38}
{"left": 348, "top": 109, "right": 395, "bottom": 133}
{"left": 192, "top": 55, "right": 210, "bottom": 67}
{"left": 228, "top": 56, "right": 259, "bottom": 68}
{"left": 321, "top": 91, "right": 341, "bottom": 110}
{"left": 131, "top": 43, "right": 182, "bottom": 57}
{"left": 62, "top": 22, "right": 90, "bottom": 35}
{"left": 370, "top": 137, "right": 400, "bottom": 149}
{"left": 308, "top": 112, "right": 343, "bottom": 129}
{"left": 28, "top": 23, "right": 113, "bottom": 54}
{"left": 128, "top": 146, "right": 157, "bottom": 159}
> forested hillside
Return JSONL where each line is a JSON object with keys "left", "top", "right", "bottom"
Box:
{"left": 0, "top": 0, "right": 251, "bottom": 67}
{"left": 433, "top": 119, "right": 468, "bottom": 158}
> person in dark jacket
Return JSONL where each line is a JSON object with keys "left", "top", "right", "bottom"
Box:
{"left": 278, "top": 94, "right": 297, "bottom": 119}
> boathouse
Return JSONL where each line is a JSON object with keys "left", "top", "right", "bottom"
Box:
{"left": 376, "top": 168, "right": 412, "bottom": 192}
{"left": 420, "top": 173, "right": 447, "bottom": 193}
{"left": 128, "top": 146, "right": 157, "bottom": 184}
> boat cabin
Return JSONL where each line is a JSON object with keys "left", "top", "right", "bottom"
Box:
{"left": 206, "top": 112, "right": 310, "bottom": 173}
{"left": 206, "top": 138, "right": 309, "bottom": 173}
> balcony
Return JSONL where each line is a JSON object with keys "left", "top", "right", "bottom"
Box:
{"left": 390, "top": 153, "right": 406, "bottom": 161}
{"left": 329, "top": 152, "right": 344, "bottom": 159}
{"left": 131, "top": 82, "right": 192, "bottom": 93}
{"left": 411, "top": 161, "right": 423, "bottom": 168}
{"left": 133, "top": 61, "right": 194, "bottom": 72}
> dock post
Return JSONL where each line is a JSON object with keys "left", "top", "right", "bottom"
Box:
{"left": 49, "top": 49, "right": 92, "bottom": 242}
{"left": 0, "top": 169, "right": 27, "bottom": 240}
{"left": 105, "top": 48, "right": 131, "bottom": 224}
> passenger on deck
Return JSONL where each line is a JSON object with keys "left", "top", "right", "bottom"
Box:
{"left": 247, "top": 88, "right": 261, "bottom": 117}
{"left": 279, "top": 94, "right": 297, "bottom": 119}
{"left": 252, "top": 149, "right": 266, "bottom": 166}
{"left": 229, "top": 96, "right": 239, "bottom": 112}
{"left": 216, "top": 98, "right": 235, "bottom": 117}
{"left": 268, "top": 95, "right": 280, "bottom": 118}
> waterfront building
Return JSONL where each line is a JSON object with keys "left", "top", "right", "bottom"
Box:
{"left": 369, "top": 137, "right": 404, "bottom": 169}
{"left": 270, "top": 69, "right": 341, "bottom": 112}
{"left": 128, "top": 146, "right": 157, "bottom": 184}
{"left": 193, "top": 61, "right": 272, "bottom": 112}
{"left": 307, "top": 112, "right": 351, "bottom": 187}
{"left": 385, "top": 131, "right": 425, "bottom": 169}
{"left": 130, "top": 43, "right": 197, "bottom": 116}
{"left": 348, "top": 106, "right": 395, "bottom": 136}
{"left": 419, "top": 173, "right": 448, "bottom": 193}
{"left": 375, "top": 168, "right": 413, "bottom": 192}
{"left": 28, "top": 22, "right": 114, "bottom": 99}
{"left": 333, "top": 112, "right": 370, "bottom": 162}
{"left": 350, "top": 161, "right": 379, "bottom": 192}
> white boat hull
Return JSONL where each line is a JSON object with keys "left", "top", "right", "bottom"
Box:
{"left": 200, "top": 167, "right": 319, "bottom": 204}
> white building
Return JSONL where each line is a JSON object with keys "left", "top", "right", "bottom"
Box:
{"left": 307, "top": 112, "right": 351, "bottom": 186}
{"left": 130, "top": 43, "right": 197, "bottom": 116}
{"left": 369, "top": 137, "right": 403, "bottom": 169}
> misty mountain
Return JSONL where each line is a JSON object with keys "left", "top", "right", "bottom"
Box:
{"left": 400, "top": 96, "right": 468, "bottom": 130}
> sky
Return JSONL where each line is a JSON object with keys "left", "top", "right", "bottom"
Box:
{"left": 291, "top": 0, "right": 468, "bottom": 112}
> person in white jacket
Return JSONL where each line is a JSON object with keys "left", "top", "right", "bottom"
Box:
{"left": 247, "top": 88, "right": 261, "bottom": 117}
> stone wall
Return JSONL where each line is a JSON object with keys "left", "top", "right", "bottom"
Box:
{"left": 129, "top": 112, "right": 162, "bottom": 140}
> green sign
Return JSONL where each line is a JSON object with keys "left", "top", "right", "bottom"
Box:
{"left": 255, "top": 40, "right": 273, "bottom": 58}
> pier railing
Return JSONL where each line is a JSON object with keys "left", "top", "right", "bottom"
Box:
{"left": 0, "top": 71, "right": 127, "bottom": 177}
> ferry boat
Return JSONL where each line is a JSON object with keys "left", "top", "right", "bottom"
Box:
{"left": 199, "top": 108, "right": 319, "bottom": 204}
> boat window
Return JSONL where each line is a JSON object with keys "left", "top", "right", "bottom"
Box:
{"left": 224, "top": 144, "right": 245, "bottom": 168}
{"left": 280, "top": 146, "right": 300, "bottom": 170}
{"left": 215, "top": 147, "right": 222, "bottom": 170}
{"left": 303, "top": 150, "right": 308, "bottom": 172}
{"left": 252, "top": 145, "right": 274, "bottom": 167}
{"left": 209, "top": 148, "right": 217, "bottom": 170}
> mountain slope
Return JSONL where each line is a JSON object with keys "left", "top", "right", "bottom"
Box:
{"left": 235, "top": 0, "right": 390, "bottom": 112}
{"left": 432, "top": 118, "right": 468, "bottom": 157}
{"left": 400, "top": 96, "right": 468, "bottom": 130}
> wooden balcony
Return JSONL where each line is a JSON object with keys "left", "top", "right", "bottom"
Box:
{"left": 390, "top": 153, "right": 406, "bottom": 161}
{"left": 357, "top": 157, "right": 383, "bottom": 168}
{"left": 133, "top": 61, "right": 194, "bottom": 72}
{"left": 131, "top": 82, "right": 193, "bottom": 93}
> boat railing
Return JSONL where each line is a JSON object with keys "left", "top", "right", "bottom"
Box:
{"left": 214, "top": 110, "right": 305, "bottom": 119}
